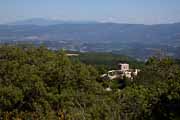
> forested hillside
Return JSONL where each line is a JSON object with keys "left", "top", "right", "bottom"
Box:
{"left": 0, "top": 45, "right": 180, "bottom": 119}
{"left": 70, "top": 52, "right": 143, "bottom": 74}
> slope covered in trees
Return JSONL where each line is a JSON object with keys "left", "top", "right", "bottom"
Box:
{"left": 0, "top": 45, "right": 180, "bottom": 119}
{"left": 69, "top": 52, "right": 143, "bottom": 75}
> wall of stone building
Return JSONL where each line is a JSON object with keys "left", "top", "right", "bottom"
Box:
{"left": 119, "top": 64, "right": 129, "bottom": 71}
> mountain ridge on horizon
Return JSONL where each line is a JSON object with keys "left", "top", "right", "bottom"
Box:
{"left": 5, "top": 18, "right": 180, "bottom": 26}
{"left": 0, "top": 18, "right": 180, "bottom": 59}
{"left": 1, "top": 19, "right": 180, "bottom": 44}
{"left": 7, "top": 18, "right": 100, "bottom": 26}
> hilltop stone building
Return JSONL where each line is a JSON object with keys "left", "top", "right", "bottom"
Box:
{"left": 101, "top": 63, "right": 140, "bottom": 80}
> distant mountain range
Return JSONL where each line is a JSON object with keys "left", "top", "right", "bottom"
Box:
{"left": 0, "top": 18, "right": 180, "bottom": 59}
{"left": 1, "top": 20, "right": 180, "bottom": 44}
{"left": 8, "top": 18, "right": 99, "bottom": 26}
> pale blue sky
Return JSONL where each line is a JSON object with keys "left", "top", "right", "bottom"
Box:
{"left": 1, "top": 0, "right": 180, "bottom": 24}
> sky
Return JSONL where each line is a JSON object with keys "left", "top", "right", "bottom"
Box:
{"left": 1, "top": 0, "right": 180, "bottom": 24}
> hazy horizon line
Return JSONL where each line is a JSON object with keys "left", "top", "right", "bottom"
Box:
{"left": 1, "top": 17, "right": 180, "bottom": 25}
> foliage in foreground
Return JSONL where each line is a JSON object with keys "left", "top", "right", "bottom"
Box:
{"left": 0, "top": 45, "right": 180, "bottom": 120}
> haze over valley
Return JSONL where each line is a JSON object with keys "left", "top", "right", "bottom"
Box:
{"left": 1, "top": 18, "right": 180, "bottom": 60}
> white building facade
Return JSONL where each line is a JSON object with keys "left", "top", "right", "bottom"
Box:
{"left": 101, "top": 63, "right": 140, "bottom": 80}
